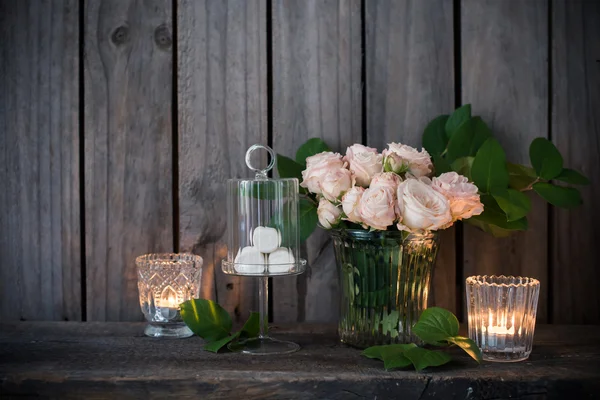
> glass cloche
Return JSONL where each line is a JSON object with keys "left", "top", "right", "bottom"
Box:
{"left": 222, "top": 144, "right": 306, "bottom": 355}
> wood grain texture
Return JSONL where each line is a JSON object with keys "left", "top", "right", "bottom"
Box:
{"left": 551, "top": 0, "right": 600, "bottom": 324}
{"left": 0, "top": 0, "right": 81, "bottom": 321}
{"left": 84, "top": 0, "right": 174, "bottom": 321}
{"left": 461, "top": 0, "right": 549, "bottom": 322}
{"left": 271, "top": 0, "right": 362, "bottom": 322}
{"left": 366, "top": 0, "right": 457, "bottom": 314}
{"left": 2, "top": 322, "right": 600, "bottom": 399}
{"left": 178, "top": 0, "right": 266, "bottom": 323}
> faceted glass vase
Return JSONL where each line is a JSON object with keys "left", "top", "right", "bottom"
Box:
{"left": 466, "top": 275, "right": 540, "bottom": 362}
{"left": 136, "top": 253, "right": 203, "bottom": 338}
{"left": 331, "top": 229, "right": 439, "bottom": 348}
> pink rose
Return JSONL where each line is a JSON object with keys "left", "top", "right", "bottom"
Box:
{"left": 370, "top": 172, "right": 402, "bottom": 192}
{"left": 383, "top": 143, "right": 433, "bottom": 178}
{"left": 432, "top": 172, "right": 484, "bottom": 221}
{"left": 321, "top": 168, "right": 354, "bottom": 202}
{"left": 396, "top": 179, "right": 453, "bottom": 232}
{"left": 317, "top": 198, "right": 342, "bottom": 229}
{"left": 344, "top": 144, "right": 383, "bottom": 187}
{"left": 300, "top": 152, "right": 344, "bottom": 194}
{"left": 357, "top": 187, "right": 397, "bottom": 230}
{"left": 341, "top": 186, "right": 365, "bottom": 224}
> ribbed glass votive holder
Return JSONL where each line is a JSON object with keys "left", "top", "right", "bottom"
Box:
{"left": 466, "top": 275, "right": 540, "bottom": 362}
{"left": 136, "top": 253, "right": 203, "bottom": 338}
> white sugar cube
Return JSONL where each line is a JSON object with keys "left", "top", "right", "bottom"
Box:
{"left": 267, "top": 247, "right": 295, "bottom": 274}
{"left": 252, "top": 226, "right": 281, "bottom": 254}
{"left": 234, "top": 246, "right": 265, "bottom": 275}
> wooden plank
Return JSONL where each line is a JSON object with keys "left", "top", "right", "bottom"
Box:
{"left": 177, "top": 0, "right": 266, "bottom": 323}
{"left": 551, "top": 0, "right": 600, "bottom": 324}
{"left": 2, "top": 322, "right": 600, "bottom": 399}
{"left": 365, "top": 0, "right": 456, "bottom": 314}
{"left": 84, "top": 0, "right": 173, "bottom": 321}
{"left": 271, "top": 0, "right": 362, "bottom": 322}
{"left": 0, "top": 0, "right": 81, "bottom": 321}
{"left": 461, "top": 0, "right": 549, "bottom": 322}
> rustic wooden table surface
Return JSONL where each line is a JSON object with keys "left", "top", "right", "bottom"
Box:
{"left": 1, "top": 323, "right": 599, "bottom": 400}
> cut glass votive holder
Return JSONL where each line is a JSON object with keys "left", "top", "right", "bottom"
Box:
{"left": 466, "top": 275, "right": 540, "bottom": 362}
{"left": 136, "top": 253, "right": 203, "bottom": 338}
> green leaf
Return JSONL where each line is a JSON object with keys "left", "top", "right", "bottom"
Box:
{"left": 299, "top": 197, "right": 318, "bottom": 241}
{"left": 277, "top": 154, "right": 304, "bottom": 180}
{"left": 381, "top": 310, "right": 400, "bottom": 338}
{"left": 468, "top": 195, "right": 529, "bottom": 232}
{"left": 203, "top": 332, "right": 240, "bottom": 353}
{"left": 445, "top": 104, "right": 471, "bottom": 138}
{"left": 507, "top": 163, "right": 538, "bottom": 191}
{"left": 433, "top": 154, "right": 452, "bottom": 176}
{"left": 180, "top": 299, "right": 232, "bottom": 341}
{"left": 295, "top": 138, "right": 331, "bottom": 166}
{"left": 240, "top": 312, "right": 260, "bottom": 338}
{"left": 529, "top": 137, "right": 563, "bottom": 180}
{"left": 446, "top": 119, "right": 475, "bottom": 162}
{"left": 363, "top": 344, "right": 417, "bottom": 370}
{"left": 554, "top": 168, "right": 590, "bottom": 185}
{"left": 412, "top": 307, "right": 459, "bottom": 345}
{"left": 466, "top": 217, "right": 515, "bottom": 238}
{"left": 468, "top": 117, "right": 493, "bottom": 156}
{"left": 451, "top": 157, "right": 474, "bottom": 180}
{"left": 403, "top": 347, "right": 452, "bottom": 372}
{"left": 492, "top": 188, "right": 532, "bottom": 222}
{"left": 422, "top": 115, "right": 449, "bottom": 156}
{"left": 533, "top": 183, "right": 582, "bottom": 209}
{"left": 471, "top": 138, "right": 509, "bottom": 193}
{"left": 448, "top": 336, "right": 482, "bottom": 363}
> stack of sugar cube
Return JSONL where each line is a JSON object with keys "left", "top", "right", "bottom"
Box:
{"left": 234, "top": 226, "right": 295, "bottom": 275}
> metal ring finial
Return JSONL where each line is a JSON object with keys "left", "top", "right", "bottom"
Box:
{"left": 245, "top": 144, "right": 276, "bottom": 177}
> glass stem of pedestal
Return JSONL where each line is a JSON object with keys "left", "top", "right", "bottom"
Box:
{"left": 258, "top": 276, "right": 269, "bottom": 339}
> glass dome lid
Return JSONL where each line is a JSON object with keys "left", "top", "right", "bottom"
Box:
{"left": 222, "top": 144, "right": 307, "bottom": 277}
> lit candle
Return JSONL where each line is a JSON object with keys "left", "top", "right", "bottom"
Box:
{"left": 159, "top": 288, "right": 179, "bottom": 319}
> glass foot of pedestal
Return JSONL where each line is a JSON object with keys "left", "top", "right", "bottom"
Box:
{"left": 144, "top": 322, "right": 194, "bottom": 338}
{"left": 228, "top": 336, "right": 300, "bottom": 355}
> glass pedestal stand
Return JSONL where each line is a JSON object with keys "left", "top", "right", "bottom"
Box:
{"left": 229, "top": 276, "right": 301, "bottom": 355}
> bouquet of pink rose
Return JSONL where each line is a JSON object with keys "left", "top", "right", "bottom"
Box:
{"left": 304, "top": 144, "right": 483, "bottom": 233}
{"left": 277, "top": 104, "right": 588, "bottom": 242}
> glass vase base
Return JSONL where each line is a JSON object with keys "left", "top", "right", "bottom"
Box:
{"left": 144, "top": 323, "right": 193, "bottom": 338}
{"left": 228, "top": 337, "right": 300, "bottom": 355}
{"left": 482, "top": 349, "right": 530, "bottom": 363}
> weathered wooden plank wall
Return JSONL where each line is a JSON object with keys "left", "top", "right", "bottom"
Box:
{"left": 84, "top": 0, "right": 174, "bottom": 321}
{"left": 178, "top": 0, "right": 266, "bottom": 323}
{"left": 1, "top": 0, "right": 599, "bottom": 324}
{"left": 461, "top": 0, "right": 549, "bottom": 323}
{"left": 0, "top": 0, "right": 81, "bottom": 321}
{"left": 552, "top": 0, "right": 600, "bottom": 324}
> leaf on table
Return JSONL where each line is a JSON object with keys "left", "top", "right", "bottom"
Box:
{"left": 451, "top": 157, "right": 474, "bottom": 180}
{"left": 554, "top": 168, "right": 590, "bottom": 185}
{"left": 447, "top": 336, "right": 482, "bottom": 363}
{"left": 277, "top": 154, "right": 304, "bottom": 180}
{"left": 299, "top": 197, "right": 319, "bottom": 242}
{"left": 412, "top": 307, "right": 459, "bottom": 345}
{"left": 403, "top": 347, "right": 452, "bottom": 372}
{"left": 295, "top": 138, "right": 331, "bottom": 166}
{"left": 492, "top": 188, "right": 532, "bottom": 222}
{"left": 422, "top": 115, "right": 449, "bottom": 156}
{"left": 533, "top": 183, "right": 582, "bottom": 209}
{"left": 445, "top": 104, "right": 471, "bottom": 138}
{"left": 471, "top": 138, "right": 509, "bottom": 194}
{"left": 529, "top": 137, "right": 563, "bottom": 180}
{"left": 180, "top": 299, "right": 232, "bottom": 342}
{"left": 203, "top": 332, "right": 240, "bottom": 353}
{"left": 240, "top": 312, "right": 260, "bottom": 339}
